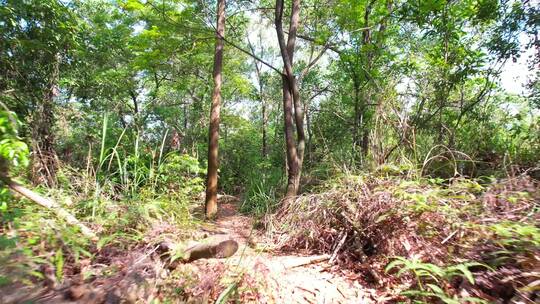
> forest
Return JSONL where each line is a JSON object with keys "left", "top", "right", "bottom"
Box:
{"left": 0, "top": 0, "right": 539, "bottom": 303}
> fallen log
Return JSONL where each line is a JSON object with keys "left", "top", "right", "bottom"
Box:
{"left": 184, "top": 239, "right": 239, "bottom": 262}
{"left": 160, "top": 239, "right": 239, "bottom": 264}
{"left": 3, "top": 177, "right": 97, "bottom": 241}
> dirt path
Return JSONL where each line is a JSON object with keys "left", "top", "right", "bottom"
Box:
{"left": 196, "top": 201, "right": 376, "bottom": 303}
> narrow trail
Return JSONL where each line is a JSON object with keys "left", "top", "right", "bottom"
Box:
{"left": 197, "top": 201, "right": 375, "bottom": 303}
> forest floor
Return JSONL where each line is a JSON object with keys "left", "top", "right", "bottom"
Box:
{"left": 2, "top": 174, "right": 538, "bottom": 303}
{"left": 2, "top": 200, "right": 375, "bottom": 303}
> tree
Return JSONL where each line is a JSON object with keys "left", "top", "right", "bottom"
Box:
{"left": 334, "top": 0, "right": 394, "bottom": 162}
{"left": 205, "top": 0, "right": 226, "bottom": 218}
{"left": 247, "top": 29, "right": 271, "bottom": 159}
{"left": 275, "top": 0, "right": 305, "bottom": 198}
{"left": 0, "top": 0, "right": 79, "bottom": 186}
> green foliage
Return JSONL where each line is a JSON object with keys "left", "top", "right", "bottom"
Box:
{"left": 0, "top": 195, "right": 94, "bottom": 287}
{"left": 241, "top": 161, "right": 283, "bottom": 216}
{"left": 0, "top": 109, "right": 36, "bottom": 287}
{"left": 54, "top": 248, "right": 64, "bottom": 282}
{"left": 155, "top": 153, "right": 205, "bottom": 194}
{"left": 0, "top": 0, "right": 538, "bottom": 301}
{"left": 386, "top": 257, "right": 488, "bottom": 303}
{"left": 401, "top": 285, "right": 487, "bottom": 304}
{"left": 215, "top": 282, "right": 238, "bottom": 304}
{"left": 87, "top": 152, "right": 204, "bottom": 234}
{"left": 0, "top": 110, "right": 29, "bottom": 171}
{"left": 489, "top": 222, "right": 540, "bottom": 250}
{"left": 0, "top": 0, "right": 80, "bottom": 122}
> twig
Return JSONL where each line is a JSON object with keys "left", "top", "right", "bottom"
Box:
{"left": 131, "top": 244, "right": 161, "bottom": 268}
{"left": 297, "top": 286, "right": 316, "bottom": 295}
{"left": 441, "top": 230, "right": 458, "bottom": 244}
{"left": 5, "top": 178, "right": 97, "bottom": 240}
{"left": 288, "top": 254, "right": 330, "bottom": 268}
{"left": 330, "top": 232, "right": 347, "bottom": 264}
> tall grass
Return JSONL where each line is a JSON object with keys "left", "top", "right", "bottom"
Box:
{"left": 241, "top": 165, "right": 283, "bottom": 216}
{"left": 81, "top": 114, "right": 205, "bottom": 231}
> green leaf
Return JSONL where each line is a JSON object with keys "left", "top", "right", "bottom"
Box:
{"left": 426, "top": 283, "right": 445, "bottom": 294}
{"left": 55, "top": 248, "right": 64, "bottom": 282}
{"left": 385, "top": 258, "right": 405, "bottom": 273}
{"left": 215, "top": 282, "right": 237, "bottom": 304}
{"left": 0, "top": 276, "right": 11, "bottom": 287}
{"left": 123, "top": 0, "right": 145, "bottom": 11}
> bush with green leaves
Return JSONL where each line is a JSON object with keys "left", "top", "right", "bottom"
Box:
{"left": 0, "top": 109, "right": 28, "bottom": 242}
{"left": 0, "top": 110, "right": 60, "bottom": 287}
{"left": 386, "top": 257, "right": 489, "bottom": 304}
{"left": 154, "top": 153, "right": 205, "bottom": 197}
{"left": 83, "top": 153, "right": 205, "bottom": 236}
{"left": 489, "top": 221, "right": 540, "bottom": 253}
{"left": 0, "top": 110, "right": 29, "bottom": 175}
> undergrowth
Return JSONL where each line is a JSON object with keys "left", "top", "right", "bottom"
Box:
{"left": 268, "top": 169, "right": 540, "bottom": 303}
{"left": 0, "top": 112, "right": 205, "bottom": 296}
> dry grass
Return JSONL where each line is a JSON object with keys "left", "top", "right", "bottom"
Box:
{"left": 267, "top": 173, "right": 540, "bottom": 302}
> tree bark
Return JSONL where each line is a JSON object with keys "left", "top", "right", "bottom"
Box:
{"left": 275, "top": 0, "right": 304, "bottom": 198}
{"left": 360, "top": 1, "right": 374, "bottom": 159}
{"left": 205, "top": 0, "right": 225, "bottom": 219}
{"left": 305, "top": 99, "right": 312, "bottom": 162}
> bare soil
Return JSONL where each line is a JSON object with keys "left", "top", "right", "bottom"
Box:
{"left": 194, "top": 201, "right": 375, "bottom": 303}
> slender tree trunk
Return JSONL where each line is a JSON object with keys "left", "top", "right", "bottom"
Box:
{"left": 275, "top": 0, "right": 304, "bottom": 198}
{"left": 288, "top": 0, "right": 305, "bottom": 193}
{"left": 352, "top": 79, "right": 360, "bottom": 150}
{"left": 32, "top": 53, "right": 60, "bottom": 187}
{"left": 359, "top": 92, "right": 369, "bottom": 158}
{"left": 360, "top": 3, "right": 373, "bottom": 159}
{"left": 183, "top": 102, "right": 188, "bottom": 130}
{"left": 262, "top": 95, "right": 268, "bottom": 158}
{"left": 205, "top": 0, "right": 225, "bottom": 219}
{"left": 252, "top": 50, "right": 268, "bottom": 159}
{"left": 305, "top": 99, "right": 312, "bottom": 162}
{"left": 258, "top": 36, "right": 269, "bottom": 160}
{"left": 361, "top": 121, "right": 369, "bottom": 157}
{"left": 281, "top": 77, "right": 299, "bottom": 197}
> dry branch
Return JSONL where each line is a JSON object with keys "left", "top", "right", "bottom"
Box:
{"left": 4, "top": 178, "right": 97, "bottom": 240}
{"left": 330, "top": 232, "right": 347, "bottom": 264}
{"left": 287, "top": 254, "right": 330, "bottom": 268}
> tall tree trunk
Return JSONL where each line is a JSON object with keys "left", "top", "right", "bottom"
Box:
{"left": 31, "top": 53, "right": 60, "bottom": 187}
{"left": 281, "top": 78, "right": 298, "bottom": 197}
{"left": 205, "top": 0, "right": 225, "bottom": 219}
{"left": 275, "top": 0, "right": 304, "bottom": 198}
{"left": 361, "top": 122, "right": 369, "bottom": 157}
{"left": 360, "top": 2, "right": 374, "bottom": 159}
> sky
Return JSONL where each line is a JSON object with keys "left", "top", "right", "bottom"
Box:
{"left": 499, "top": 37, "right": 535, "bottom": 95}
